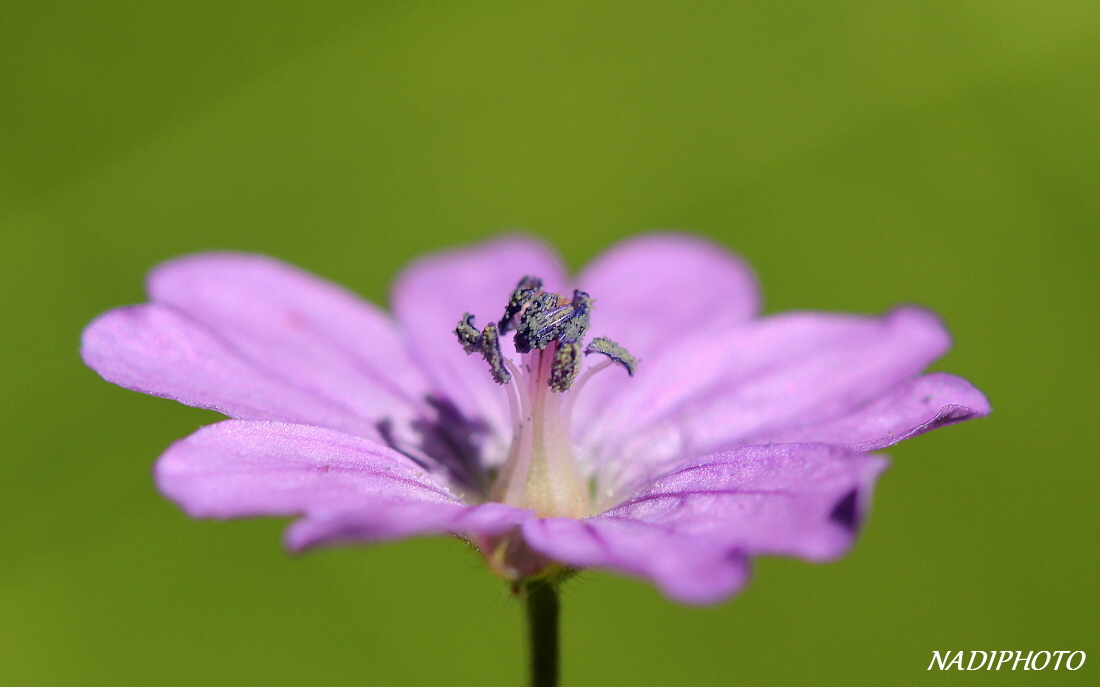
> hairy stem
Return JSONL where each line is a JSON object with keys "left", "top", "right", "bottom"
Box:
{"left": 522, "top": 579, "right": 560, "bottom": 687}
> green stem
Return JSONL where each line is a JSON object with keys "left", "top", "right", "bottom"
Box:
{"left": 522, "top": 579, "right": 560, "bottom": 687}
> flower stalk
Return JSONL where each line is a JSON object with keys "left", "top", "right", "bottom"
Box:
{"left": 521, "top": 578, "right": 561, "bottom": 687}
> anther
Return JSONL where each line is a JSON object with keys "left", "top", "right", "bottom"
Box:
{"left": 585, "top": 337, "right": 638, "bottom": 376}
{"left": 548, "top": 342, "right": 582, "bottom": 392}
{"left": 499, "top": 276, "right": 543, "bottom": 333}
{"left": 455, "top": 313, "right": 483, "bottom": 354}
{"left": 557, "top": 290, "right": 592, "bottom": 344}
{"left": 514, "top": 289, "right": 594, "bottom": 353}
{"left": 479, "top": 323, "right": 511, "bottom": 384}
{"left": 513, "top": 292, "right": 563, "bottom": 353}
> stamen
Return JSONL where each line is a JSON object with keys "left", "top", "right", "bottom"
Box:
{"left": 585, "top": 337, "right": 638, "bottom": 376}
{"left": 514, "top": 290, "right": 593, "bottom": 354}
{"left": 455, "top": 312, "right": 483, "bottom": 354}
{"left": 450, "top": 275, "right": 636, "bottom": 520}
{"left": 513, "top": 292, "right": 562, "bottom": 353}
{"left": 567, "top": 358, "right": 612, "bottom": 401}
{"left": 563, "top": 341, "right": 638, "bottom": 428}
{"left": 562, "top": 358, "right": 613, "bottom": 434}
{"left": 494, "top": 357, "right": 532, "bottom": 505}
{"left": 498, "top": 276, "right": 543, "bottom": 333}
{"left": 548, "top": 342, "right": 582, "bottom": 392}
{"left": 479, "top": 323, "right": 511, "bottom": 384}
{"left": 557, "top": 291, "right": 592, "bottom": 344}
{"left": 502, "top": 358, "right": 530, "bottom": 411}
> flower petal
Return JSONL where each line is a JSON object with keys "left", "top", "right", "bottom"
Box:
{"left": 525, "top": 443, "right": 885, "bottom": 603}
{"left": 155, "top": 420, "right": 531, "bottom": 549}
{"left": 599, "top": 444, "right": 888, "bottom": 560}
{"left": 82, "top": 305, "right": 378, "bottom": 437}
{"left": 521, "top": 517, "right": 751, "bottom": 605}
{"left": 525, "top": 441, "right": 884, "bottom": 602}
{"left": 156, "top": 420, "right": 453, "bottom": 517}
{"left": 576, "top": 233, "right": 759, "bottom": 359}
{"left": 581, "top": 307, "right": 948, "bottom": 494}
{"left": 286, "top": 501, "right": 530, "bottom": 552}
{"left": 147, "top": 252, "right": 431, "bottom": 427}
{"left": 760, "top": 372, "right": 991, "bottom": 451}
{"left": 391, "top": 235, "right": 568, "bottom": 456}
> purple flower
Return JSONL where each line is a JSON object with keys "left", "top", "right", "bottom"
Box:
{"left": 81, "top": 234, "right": 988, "bottom": 604}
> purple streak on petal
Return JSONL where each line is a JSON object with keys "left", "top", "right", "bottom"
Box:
{"left": 82, "top": 305, "right": 378, "bottom": 437}
{"left": 576, "top": 233, "right": 759, "bottom": 360}
{"left": 392, "top": 235, "right": 568, "bottom": 460}
{"left": 155, "top": 420, "right": 532, "bottom": 550}
{"left": 521, "top": 517, "right": 751, "bottom": 605}
{"left": 147, "top": 252, "right": 431, "bottom": 426}
{"left": 759, "top": 372, "right": 991, "bottom": 451}
{"left": 581, "top": 307, "right": 948, "bottom": 493}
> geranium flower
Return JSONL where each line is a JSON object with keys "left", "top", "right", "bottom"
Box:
{"left": 81, "top": 234, "right": 988, "bottom": 605}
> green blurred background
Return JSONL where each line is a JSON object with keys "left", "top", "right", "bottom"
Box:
{"left": 2, "top": 1, "right": 1096, "bottom": 684}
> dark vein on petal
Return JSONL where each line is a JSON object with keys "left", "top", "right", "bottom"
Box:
{"left": 582, "top": 520, "right": 616, "bottom": 561}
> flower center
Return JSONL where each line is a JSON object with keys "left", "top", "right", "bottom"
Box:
{"left": 455, "top": 276, "right": 637, "bottom": 517}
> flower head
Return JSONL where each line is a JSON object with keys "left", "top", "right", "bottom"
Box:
{"left": 81, "top": 234, "right": 989, "bottom": 604}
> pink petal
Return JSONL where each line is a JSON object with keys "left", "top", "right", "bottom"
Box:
{"left": 148, "top": 252, "right": 431, "bottom": 428}
{"left": 82, "top": 305, "right": 377, "bottom": 437}
{"left": 580, "top": 307, "right": 949, "bottom": 493}
{"left": 602, "top": 444, "right": 888, "bottom": 559}
{"left": 286, "top": 501, "right": 530, "bottom": 552}
{"left": 526, "top": 443, "right": 885, "bottom": 604}
{"left": 576, "top": 233, "right": 759, "bottom": 359}
{"left": 391, "top": 235, "right": 568, "bottom": 457}
{"left": 155, "top": 420, "right": 530, "bottom": 549}
{"left": 521, "top": 517, "right": 751, "bottom": 605}
{"left": 760, "top": 372, "right": 991, "bottom": 450}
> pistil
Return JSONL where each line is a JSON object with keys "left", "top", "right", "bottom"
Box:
{"left": 493, "top": 343, "right": 588, "bottom": 517}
